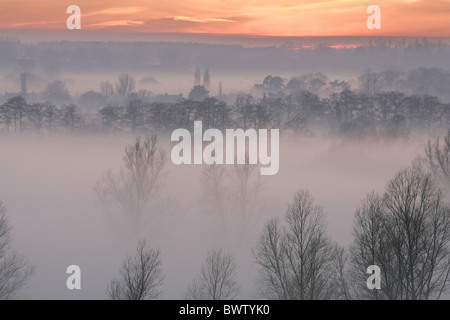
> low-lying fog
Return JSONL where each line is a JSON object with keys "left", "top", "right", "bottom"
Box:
{"left": 0, "top": 132, "right": 430, "bottom": 299}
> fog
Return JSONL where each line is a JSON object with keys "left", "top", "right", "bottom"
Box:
{"left": 1, "top": 70, "right": 264, "bottom": 98}
{"left": 0, "top": 132, "right": 429, "bottom": 299}
{"left": 1, "top": 38, "right": 450, "bottom": 100}
{"left": 0, "top": 34, "right": 449, "bottom": 300}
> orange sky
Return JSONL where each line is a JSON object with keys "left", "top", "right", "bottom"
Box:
{"left": 0, "top": 0, "right": 449, "bottom": 37}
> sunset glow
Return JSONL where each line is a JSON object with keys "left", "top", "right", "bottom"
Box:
{"left": 0, "top": 0, "right": 449, "bottom": 37}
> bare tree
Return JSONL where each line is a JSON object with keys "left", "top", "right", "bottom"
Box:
{"left": 351, "top": 166, "right": 450, "bottom": 300}
{"left": 380, "top": 68, "right": 405, "bottom": 91}
{"left": 349, "top": 192, "right": 393, "bottom": 300}
{"left": 42, "top": 80, "right": 71, "bottom": 104}
{"left": 99, "top": 103, "right": 121, "bottom": 130}
{"left": 125, "top": 99, "right": 145, "bottom": 132}
{"left": 330, "top": 245, "right": 353, "bottom": 300}
{"left": 115, "top": 73, "right": 136, "bottom": 98}
{"left": 228, "top": 155, "right": 264, "bottom": 237}
{"left": 0, "top": 202, "right": 34, "bottom": 300}
{"left": 424, "top": 129, "right": 450, "bottom": 188}
{"left": 61, "top": 104, "right": 81, "bottom": 130}
{"left": 0, "top": 101, "right": 13, "bottom": 133}
{"left": 107, "top": 240, "right": 162, "bottom": 300}
{"left": 3, "top": 96, "right": 27, "bottom": 134}
{"left": 43, "top": 102, "right": 60, "bottom": 132}
{"left": 185, "top": 249, "right": 240, "bottom": 300}
{"left": 253, "top": 190, "right": 336, "bottom": 300}
{"left": 359, "top": 69, "right": 383, "bottom": 96}
{"left": 201, "top": 164, "right": 227, "bottom": 219}
{"left": 95, "top": 135, "right": 166, "bottom": 234}
{"left": 301, "top": 72, "right": 328, "bottom": 95}
{"left": 100, "top": 80, "right": 115, "bottom": 97}
{"left": 27, "top": 103, "right": 46, "bottom": 132}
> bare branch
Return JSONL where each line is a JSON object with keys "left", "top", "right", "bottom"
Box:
{"left": 107, "top": 240, "right": 163, "bottom": 300}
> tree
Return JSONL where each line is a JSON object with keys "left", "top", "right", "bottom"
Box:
{"left": 0, "top": 202, "right": 34, "bottom": 300}
{"left": 285, "top": 78, "right": 306, "bottom": 95}
{"left": 201, "top": 164, "right": 227, "bottom": 219}
{"left": 100, "top": 80, "right": 115, "bottom": 97}
{"left": 78, "top": 90, "right": 106, "bottom": 108}
{"left": 349, "top": 192, "right": 390, "bottom": 300}
{"left": 263, "top": 75, "right": 284, "bottom": 92}
{"left": 0, "top": 101, "right": 13, "bottom": 133}
{"left": 27, "top": 103, "right": 46, "bottom": 132}
{"left": 95, "top": 135, "right": 166, "bottom": 234}
{"left": 301, "top": 73, "right": 328, "bottom": 95}
{"left": 61, "top": 104, "right": 81, "bottom": 130}
{"left": 43, "top": 103, "right": 60, "bottom": 132}
{"left": 350, "top": 166, "right": 450, "bottom": 300}
{"left": 185, "top": 249, "right": 240, "bottom": 300}
{"left": 253, "top": 190, "right": 336, "bottom": 300}
{"left": 359, "top": 69, "right": 383, "bottom": 96}
{"left": 115, "top": 73, "right": 136, "bottom": 98}
{"left": 228, "top": 155, "right": 264, "bottom": 237}
{"left": 99, "top": 104, "right": 121, "bottom": 130}
{"left": 327, "top": 80, "right": 350, "bottom": 95}
{"left": 42, "top": 80, "right": 71, "bottom": 104}
{"left": 124, "top": 99, "right": 145, "bottom": 132}
{"left": 107, "top": 240, "right": 162, "bottom": 300}
{"left": 379, "top": 68, "right": 404, "bottom": 91}
{"left": 196, "top": 97, "right": 231, "bottom": 129}
{"left": 3, "top": 96, "right": 27, "bottom": 134}
{"left": 424, "top": 129, "right": 450, "bottom": 188}
{"left": 405, "top": 67, "right": 450, "bottom": 97}
{"left": 234, "top": 94, "right": 256, "bottom": 129}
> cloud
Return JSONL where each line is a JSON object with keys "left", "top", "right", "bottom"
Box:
{"left": 85, "top": 7, "right": 148, "bottom": 17}
{"left": 10, "top": 21, "right": 59, "bottom": 27}
{"left": 173, "top": 16, "right": 235, "bottom": 23}
{"left": 0, "top": 0, "right": 449, "bottom": 36}
{"left": 87, "top": 20, "right": 145, "bottom": 28}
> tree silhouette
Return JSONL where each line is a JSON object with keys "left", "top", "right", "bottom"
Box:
{"left": 107, "top": 240, "right": 162, "bottom": 300}
{"left": 42, "top": 80, "right": 71, "bottom": 105}
{"left": 115, "top": 74, "right": 136, "bottom": 98}
{"left": 350, "top": 165, "right": 450, "bottom": 300}
{"left": 0, "top": 202, "right": 34, "bottom": 300}
{"left": 254, "top": 190, "right": 337, "bottom": 300}
{"left": 424, "top": 129, "right": 450, "bottom": 187}
{"left": 95, "top": 135, "right": 166, "bottom": 234}
{"left": 186, "top": 249, "right": 240, "bottom": 300}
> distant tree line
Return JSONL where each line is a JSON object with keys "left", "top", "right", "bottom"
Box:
{"left": 1, "top": 38, "right": 449, "bottom": 75}
{"left": 1, "top": 88, "right": 449, "bottom": 139}
{"left": 1, "top": 68, "right": 450, "bottom": 136}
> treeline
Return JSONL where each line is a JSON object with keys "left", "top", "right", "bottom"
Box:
{"left": 1, "top": 88, "right": 450, "bottom": 138}
{"left": 1, "top": 37, "right": 449, "bottom": 74}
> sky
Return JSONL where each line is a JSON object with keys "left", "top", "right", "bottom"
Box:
{"left": 0, "top": 0, "right": 449, "bottom": 37}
